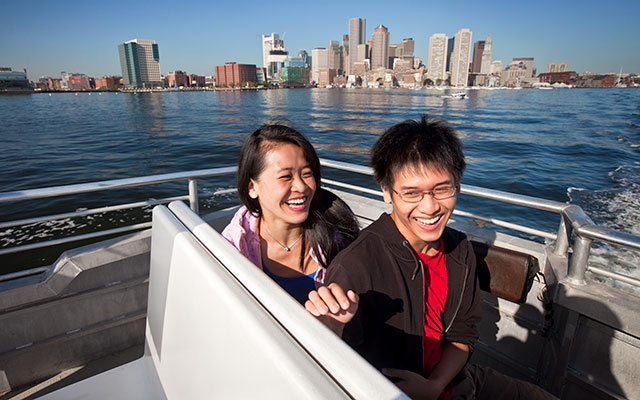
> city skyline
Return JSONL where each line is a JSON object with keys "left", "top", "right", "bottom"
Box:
{"left": 2, "top": 0, "right": 639, "bottom": 80}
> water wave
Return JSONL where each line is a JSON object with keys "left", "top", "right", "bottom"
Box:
{"left": 568, "top": 165, "right": 640, "bottom": 294}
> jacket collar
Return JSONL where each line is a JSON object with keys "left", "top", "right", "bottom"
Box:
{"left": 368, "top": 213, "right": 465, "bottom": 263}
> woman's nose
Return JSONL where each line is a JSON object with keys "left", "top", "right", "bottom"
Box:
{"left": 292, "top": 175, "right": 307, "bottom": 192}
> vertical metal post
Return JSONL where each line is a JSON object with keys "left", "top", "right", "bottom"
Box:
{"left": 553, "top": 214, "right": 571, "bottom": 256}
{"left": 567, "top": 235, "right": 591, "bottom": 284}
{"left": 188, "top": 179, "right": 199, "bottom": 213}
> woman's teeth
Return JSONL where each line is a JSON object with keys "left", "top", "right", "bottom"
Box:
{"left": 287, "top": 198, "right": 306, "bottom": 205}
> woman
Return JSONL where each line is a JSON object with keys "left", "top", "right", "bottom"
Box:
{"left": 222, "top": 123, "right": 359, "bottom": 304}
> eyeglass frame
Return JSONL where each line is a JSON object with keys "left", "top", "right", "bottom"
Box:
{"left": 391, "top": 184, "right": 459, "bottom": 203}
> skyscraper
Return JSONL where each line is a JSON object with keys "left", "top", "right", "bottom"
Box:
{"left": 118, "top": 39, "right": 161, "bottom": 88}
{"left": 262, "top": 33, "right": 288, "bottom": 79}
{"left": 311, "top": 48, "right": 329, "bottom": 83}
{"left": 348, "top": 18, "right": 366, "bottom": 75}
{"left": 371, "top": 25, "right": 390, "bottom": 69}
{"left": 400, "top": 38, "right": 415, "bottom": 58}
{"left": 471, "top": 40, "right": 485, "bottom": 73}
{"left": 450, "top": 28, "right": 472, "bottom": 87}
{"left": 328, "top": 40, "right": 342, "bottom": 71}
{"left": 427, "top": 33, "right": 448, "bottom": 83}
{"left": 480, "top": 35, "right": 492, "bottom": 74}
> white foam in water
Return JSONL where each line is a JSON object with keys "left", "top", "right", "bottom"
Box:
{"left": 568, "top": 165, "right": 640, "bottom": 296}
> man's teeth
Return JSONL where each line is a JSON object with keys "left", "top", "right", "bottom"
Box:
{"left": 415, "top": 216, "right": 440, "bottom": 225}
{"left": 287, "top": 198, "right": 306, "bottom": 205}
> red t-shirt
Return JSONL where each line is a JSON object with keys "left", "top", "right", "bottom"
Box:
{"left": 416, "top": 240, "right": 450, "bottom": 399}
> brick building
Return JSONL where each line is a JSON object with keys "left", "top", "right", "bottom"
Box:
{"left": 188, "top": 74, "right": 205, "bottom": 87}
{"left": 94, "top": 76, "right": 122, "bottom": 89}
{"left": 538, "top": 71, "right": 577, "bottom": 85}
{"left": 168, "top": 71, "right": 189, "bottom": 88}
{"left": 214, "top": 62, "right": 258, "bottom": 86}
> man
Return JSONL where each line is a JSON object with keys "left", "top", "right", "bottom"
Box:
{"left": 306, "top": 116, "right": 556, "bottom": 399}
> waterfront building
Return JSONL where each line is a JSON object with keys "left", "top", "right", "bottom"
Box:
{"left": 348, "top": 17, "right": 366, "bottom": 75}
{"left": 501, "top": 58, "right": 536, "bottom": 87}
{"left": 94, "top": 75, "right": 121, "bottom": 89}
{"left": 318, "top": 69, "right": 338, "bottom": 87}
{"left": 0, "top": 68, "right": 32, "bottom": 92}
{"left": 47, "top": 77, "right": 63, "bottom": 90}
{"left": 471, "top": 40, "right": 485, "bottom": 73}
{"left": 392, "top": 58, "right": 412, "bottom": 73}
{"left": 261, "top": 33, "right": 288, "bottom": 80}
{"left": 538, "top": 71, "right": 577, "bottom": 85}
{"left": 205, "top": 76, "right": 215, "bottom": 88}
{"left": 60, "top": 71, "right": 70, "bottom": 90}
{"left": 67, "top": 73, "right": 91, "bottom": 90}
{"left": 118, "top": 39, "right": 162, "bottom": 88}
{"left": 427, "top": 33, "right": 448, "bottom": 83}
{"left": 214, "top": 62, "right": 257, "bottom": 86}
{"left": 371, "top": 25, "right": 390, "bottom": 69}
{"left": 333, "top": 75, "right": 347, "bottom": 86}
{"left": 480, "top": 35, "right": 492, "bottom": 74}
{"left": 574, "top": 74, "right": 615, "bottom": 88}
{"left": 491, "top": 60, "right": 503, "bottom": 74}
{"left": 512, "top": 57, "right": 535, "bottom": 77}
{"left": 413, "top": 57, "right": 422, "bottom": 69}
{"left": 548, "top": 62, "right": 568, "bottom": 73}
{"left": 311, "top": 48, "right": 329, "bottom": 83}
{"left": 450, "top": 28, "right": 472, "bottom": 87}
{"left": 167, "top": 70, "right": 188, "bottom": 88}
{"left": 352, "top": 60, "right": 369, "bottom": 78}
{"left": 279, "top": 67, "right": 310, "bottom": 87}
{"left": 256, "top": 67, "right": 267, "bottom": 83}
{"left": 188, "top": 74, "right": 205, "bottom": 87}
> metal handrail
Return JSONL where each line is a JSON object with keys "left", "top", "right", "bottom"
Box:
{"left": 318, "top": 159, "right": 640, "bottom": 287}
{"left": 1, "top": 159, "right": 639, "bottom": 288}
{"left": 0, "top": 166, "right": 235, "bottom": 203}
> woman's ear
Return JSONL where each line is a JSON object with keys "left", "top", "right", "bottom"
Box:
{"left": 248, "top": 179, "right": 258, "bottom": 199}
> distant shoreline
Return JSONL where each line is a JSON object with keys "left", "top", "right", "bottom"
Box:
{"left": 3, "top": 85, "right": 637, "bottom": 95}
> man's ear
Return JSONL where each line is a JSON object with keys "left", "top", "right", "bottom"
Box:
{"left": 381, "top": 185, "right": 393, "bottom": 203}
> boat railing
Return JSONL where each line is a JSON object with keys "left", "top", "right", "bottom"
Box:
{"left": 1, "top": 159, "right": 639, "bottom": 290}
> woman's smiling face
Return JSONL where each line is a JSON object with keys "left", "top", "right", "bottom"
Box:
{"left": 249, "top": 143, "right": 317, "bottom": 226}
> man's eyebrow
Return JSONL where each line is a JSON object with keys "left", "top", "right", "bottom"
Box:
{"left": 398, "top": 179, "right": 453, "bottom": 190}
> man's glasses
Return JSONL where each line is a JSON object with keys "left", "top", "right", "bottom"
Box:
{"left": 392, "top": 185, "right": 458, "bottom": 203}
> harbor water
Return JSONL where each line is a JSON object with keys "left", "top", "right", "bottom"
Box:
{"left": 1, "top": 88, "right": 639, "bottom": 289}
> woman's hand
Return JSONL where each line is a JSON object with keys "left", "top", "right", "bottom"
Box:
{"left": 305, "top": 283, "right": 358, "bottom": 334}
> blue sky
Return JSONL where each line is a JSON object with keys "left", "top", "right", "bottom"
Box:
{"left": 2, "top": 0, "right": 639, "bottom": 80}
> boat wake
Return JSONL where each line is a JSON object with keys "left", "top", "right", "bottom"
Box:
{"left": 568, "top": 165, "right": 640, "bottom": 295}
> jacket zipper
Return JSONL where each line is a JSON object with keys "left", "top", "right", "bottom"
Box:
{"left": 444, "top": 260, "right": 470, "bottom": 334}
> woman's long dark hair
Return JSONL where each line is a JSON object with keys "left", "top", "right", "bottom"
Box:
{"left": 237, "top": 123, "right": 358, "bottom": 269}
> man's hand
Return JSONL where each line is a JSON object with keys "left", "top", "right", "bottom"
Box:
{"left": 382, "top": 368, "right": 444, "bottom": 400}
{"left": 305, "top": 283, "right": 358, "bottom": 333}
